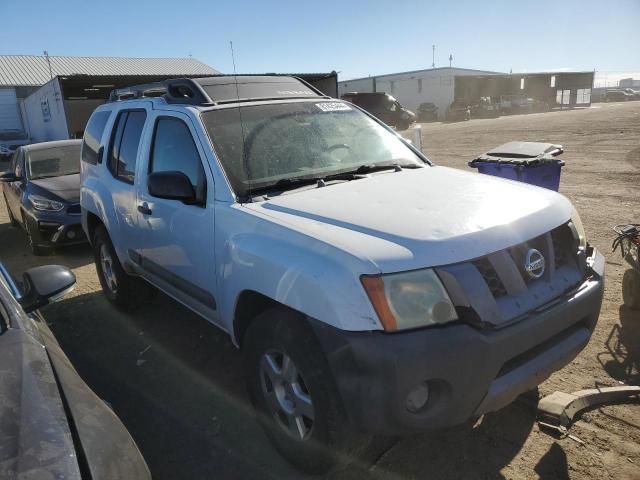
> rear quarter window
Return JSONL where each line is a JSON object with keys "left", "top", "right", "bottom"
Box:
{"left": 81, "top": 110, "right": 111, "bottom": 165}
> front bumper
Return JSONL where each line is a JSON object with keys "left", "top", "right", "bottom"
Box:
{"left": 23, "top": 209, "right": 87, "bottom": 247}
{"left": 311, "top": 253, "right": 604, "bottom": 435}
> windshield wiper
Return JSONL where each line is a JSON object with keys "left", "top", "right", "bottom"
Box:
{"left": 249, "top": 177, "right": 319, "bottom": 195}
{"left": 247, "top": 163, "right": 424, "bottom": 198}
{"left": 329, "top": 162, "right": 424, "bottom": 177}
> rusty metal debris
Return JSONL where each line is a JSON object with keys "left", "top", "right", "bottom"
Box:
{"left": 537, "top": 386, "right": 640, "bottom": 429}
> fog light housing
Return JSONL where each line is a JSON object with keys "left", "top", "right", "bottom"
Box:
{"left": 67, "top": 230, "right": 76, "bottom": 239}
{"left": 406, "top": 382, "right": 430, "bottom": 413}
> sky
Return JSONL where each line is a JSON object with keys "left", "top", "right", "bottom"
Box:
{"left": 1, "top": 0, "right": 638, "bottom": 83}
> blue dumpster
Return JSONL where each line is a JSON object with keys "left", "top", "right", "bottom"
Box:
{"left": 468, "top": 141, "right": 565, "bottom": 191}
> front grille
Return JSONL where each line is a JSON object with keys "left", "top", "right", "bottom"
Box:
{"left": 473, "top": 258, "right": 507, "bottom": 298}
{"left": 551, "top": 223, "right": 574, "bottom": 269}
{"left": 67, "top": 203, "right": 81, "bottom": 215}
{"left": 439, "top": 222, "right": 584, "bottom": 329}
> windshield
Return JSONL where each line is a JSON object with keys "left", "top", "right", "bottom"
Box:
{"left": 202, "top": 101, "right": 424, "bottom": 196}
{"left": 26, "top": 145, "right": 81, "bottom": 180}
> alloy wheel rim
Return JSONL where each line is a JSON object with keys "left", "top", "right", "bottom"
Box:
{"left": 99, "top": 245, "right": 118, "bottom": 293}
{"left": 260, "top": 350, "right": 314, "bottom": 440}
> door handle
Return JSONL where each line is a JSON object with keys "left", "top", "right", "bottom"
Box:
{"left": 137, "top": 203, "right": 152, "bottom": 215}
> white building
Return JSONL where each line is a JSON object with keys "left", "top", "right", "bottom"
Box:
{"left": 338, "top": 67, "right": 500, "bottom": 120}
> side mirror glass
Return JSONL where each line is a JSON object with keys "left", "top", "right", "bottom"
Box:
{"left": 19, "top": 265, "right": 76, "bottom": 313}
{"left": 148, "top": 171, "right": 196, "bottom": 203}
{"left": 0, "top": 171, "right": 19, "bottom": 183}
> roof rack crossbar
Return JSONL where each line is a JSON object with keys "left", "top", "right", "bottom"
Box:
{"left": 108, "top": 78, "right": 214, "bottom": 105}
{"left": 215, "top": 95, "right": 331, "bottom": 105}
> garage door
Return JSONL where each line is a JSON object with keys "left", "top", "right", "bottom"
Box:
{"left": 0, "top": 88, "right": 24, "bottom": 132}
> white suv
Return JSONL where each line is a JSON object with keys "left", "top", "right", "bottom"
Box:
{"left": 80, "top": 75, "right": 604, "bottom": 473}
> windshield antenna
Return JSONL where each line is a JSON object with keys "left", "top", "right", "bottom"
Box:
{"left": 230, "top": 41, "right": 252, "bottom": 202}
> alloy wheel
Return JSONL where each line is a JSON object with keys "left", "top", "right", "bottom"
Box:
{"left": 260, "top": 350, "right": 315, "bottom": 440}
{"left": 100, "top": 244, "right": 118, "bottom": 293}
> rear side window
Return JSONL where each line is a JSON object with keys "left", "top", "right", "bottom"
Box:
{"left": 150, "top": 117, "right": 206, "bottom": 203}
{"left": 108, "top": 110, "right": 147, "bottom": 183}
{"left": 81, "top": 111, "right": 110, "bottom": 164}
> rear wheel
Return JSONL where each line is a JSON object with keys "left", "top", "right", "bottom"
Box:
{"left": 243, "top": 308, "right": 367, "bottom": 474}
{"left": 93, "top": 226, "right": 155, "bottom": 310}
{"left": 622, "top": 268, "right": 640, "bottom": 310}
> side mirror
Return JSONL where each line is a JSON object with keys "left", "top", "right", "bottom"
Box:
{"left": 19, "top": 265, "right": 76, "bottom": 313}
{"left": 0, "top": 171, "right": 20, "bottom": 183}
{"left": 148, "top": 171, "right": 196, "bottom": 203}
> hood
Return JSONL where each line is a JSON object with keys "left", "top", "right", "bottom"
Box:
{"left": 30, "top": 173, "right": 80, "bottom": 202}
{"left": 0, "top": 328, "right": 82, "bottom": 479}
{"left": 246, "top": 166, "right": 573, "bottom": 273}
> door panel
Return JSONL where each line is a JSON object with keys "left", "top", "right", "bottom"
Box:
{"left": 106, "top": 108, "right": 148, "bottom": 262}
{"left": 135, "top": 113, "right": 217, "bottom": 322}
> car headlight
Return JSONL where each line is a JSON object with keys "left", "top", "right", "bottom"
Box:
{"left": 28, "top": 194, "right": 65, "bottom": 212}
{"left": 361, "top": 269, "right": 458, "bottom": 331}
{"left": 570, "top": 207, "right": 587, "bottom": 249}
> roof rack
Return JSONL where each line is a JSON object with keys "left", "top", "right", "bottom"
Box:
{"left": 108, "top": 75, "right": 328, "bottom": 105}
{"left": 108, "top": 78, "right": 214, "bottom": 104}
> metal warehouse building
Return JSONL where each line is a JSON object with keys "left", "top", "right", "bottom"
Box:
{"left": 338, "top": 67, "right": 594, "bottom": 120}
{"left": 338, "top": 67, "right": 498, "bottom": 120}
{"left": 454, "top": 71, "right": 595, "bottom": 109}
{"left": 0, "top": 55, "right": 219, "bottom": 153}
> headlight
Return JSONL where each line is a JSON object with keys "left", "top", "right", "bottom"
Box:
{"left": 570, "top": 207, "right": 587, "bottom": 249}
{"left": 361, "top": 269, "right": 458, "bottom": 331}
{"left": 28, "top": 194, "right": 64, "bottom": 212}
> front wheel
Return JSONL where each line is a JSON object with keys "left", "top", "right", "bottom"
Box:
{"left": 25, "top": 221, "right": 50, "bottom": 256}
{"left": 93, "top": 226, "right": 155, "bottom": 310}
{"left": 243, "top": 308, "right": 367, "bottom": 474}
{"left": 3, "top": 195, "right": 18, "bottom": 227}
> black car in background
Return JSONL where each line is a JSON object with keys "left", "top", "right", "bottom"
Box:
{"left": 417, "top": 102, "right": 438, "bottom": 122}
{"left": 1, "top": 140, "right": 85, "bottom": 255}
{"left": 605, "top": 90, "right": 632, "bottom": 102}
{"left": 446, "top": 99, "right": 472, "bottom": 121}
{"left": 341, "top": 92, "right": 416, "bottom": 130}
{"left": 0, "top": 262, "right": 151, "bottom": 479}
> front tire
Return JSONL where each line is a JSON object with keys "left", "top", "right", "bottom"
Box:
{"left": 243, "top": 308, "right": 366, "bottom": 474}
{"left": 93, "top": 226, "right": 155, "bottom": 310}
{"left": 25, "top": 221, "right": 50, "bottom": 256}
{"left": 3, "top": 195, "right": 18, "bottom": 227}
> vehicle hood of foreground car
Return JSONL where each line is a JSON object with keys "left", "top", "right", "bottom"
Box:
{"left": 0, "top": 321, "right": 150, "bottom": 479}
{"left": 246, "top": 166, "right": 573, "bottom": 272}
{"left": 0, "top": 328, "right": 82, "bottom": 479}
{"left": 30, "top": 173, "right": 80, "bottom": 202}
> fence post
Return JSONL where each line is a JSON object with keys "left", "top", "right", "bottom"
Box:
{"left": 413, "top": 124, "right": 423, "bottom": 153}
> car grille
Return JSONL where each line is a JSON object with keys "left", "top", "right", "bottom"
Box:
{"left": 472, "top": 258, "right": 508, "bottom": 298}
{"left": 67, "top": 203, "right": 81, "bottom": 215}
{"left": 437, "top": 222, "right": 584, "bottom": 328}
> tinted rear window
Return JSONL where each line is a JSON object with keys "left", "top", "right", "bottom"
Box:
{"left": 82, "top": 111, "right": 111, "bottom": 164}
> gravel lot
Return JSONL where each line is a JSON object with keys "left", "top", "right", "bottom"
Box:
{"left": 1, "top": 102, "right": 639, "bottom": 479}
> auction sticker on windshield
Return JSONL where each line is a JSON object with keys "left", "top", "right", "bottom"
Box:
{"left": 316, "top": 102, "right": 352, "bottom": 112}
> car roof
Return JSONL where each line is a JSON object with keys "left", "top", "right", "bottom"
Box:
{"left": 22, "top": 139, "right": 82, "bottom": 152}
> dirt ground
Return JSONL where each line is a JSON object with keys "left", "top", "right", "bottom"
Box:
{"left": 1, "top": 102, "right": 639, "bottom": 480}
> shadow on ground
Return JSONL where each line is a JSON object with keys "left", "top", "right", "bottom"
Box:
{"left": 598, "top": 302, "right": 640, "bottom": 384}
{"left": 0, "top": 222, "right": 93, "bottom": 274}
{"left": 43, "top": 289, "right": 544, "bottom": 479}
